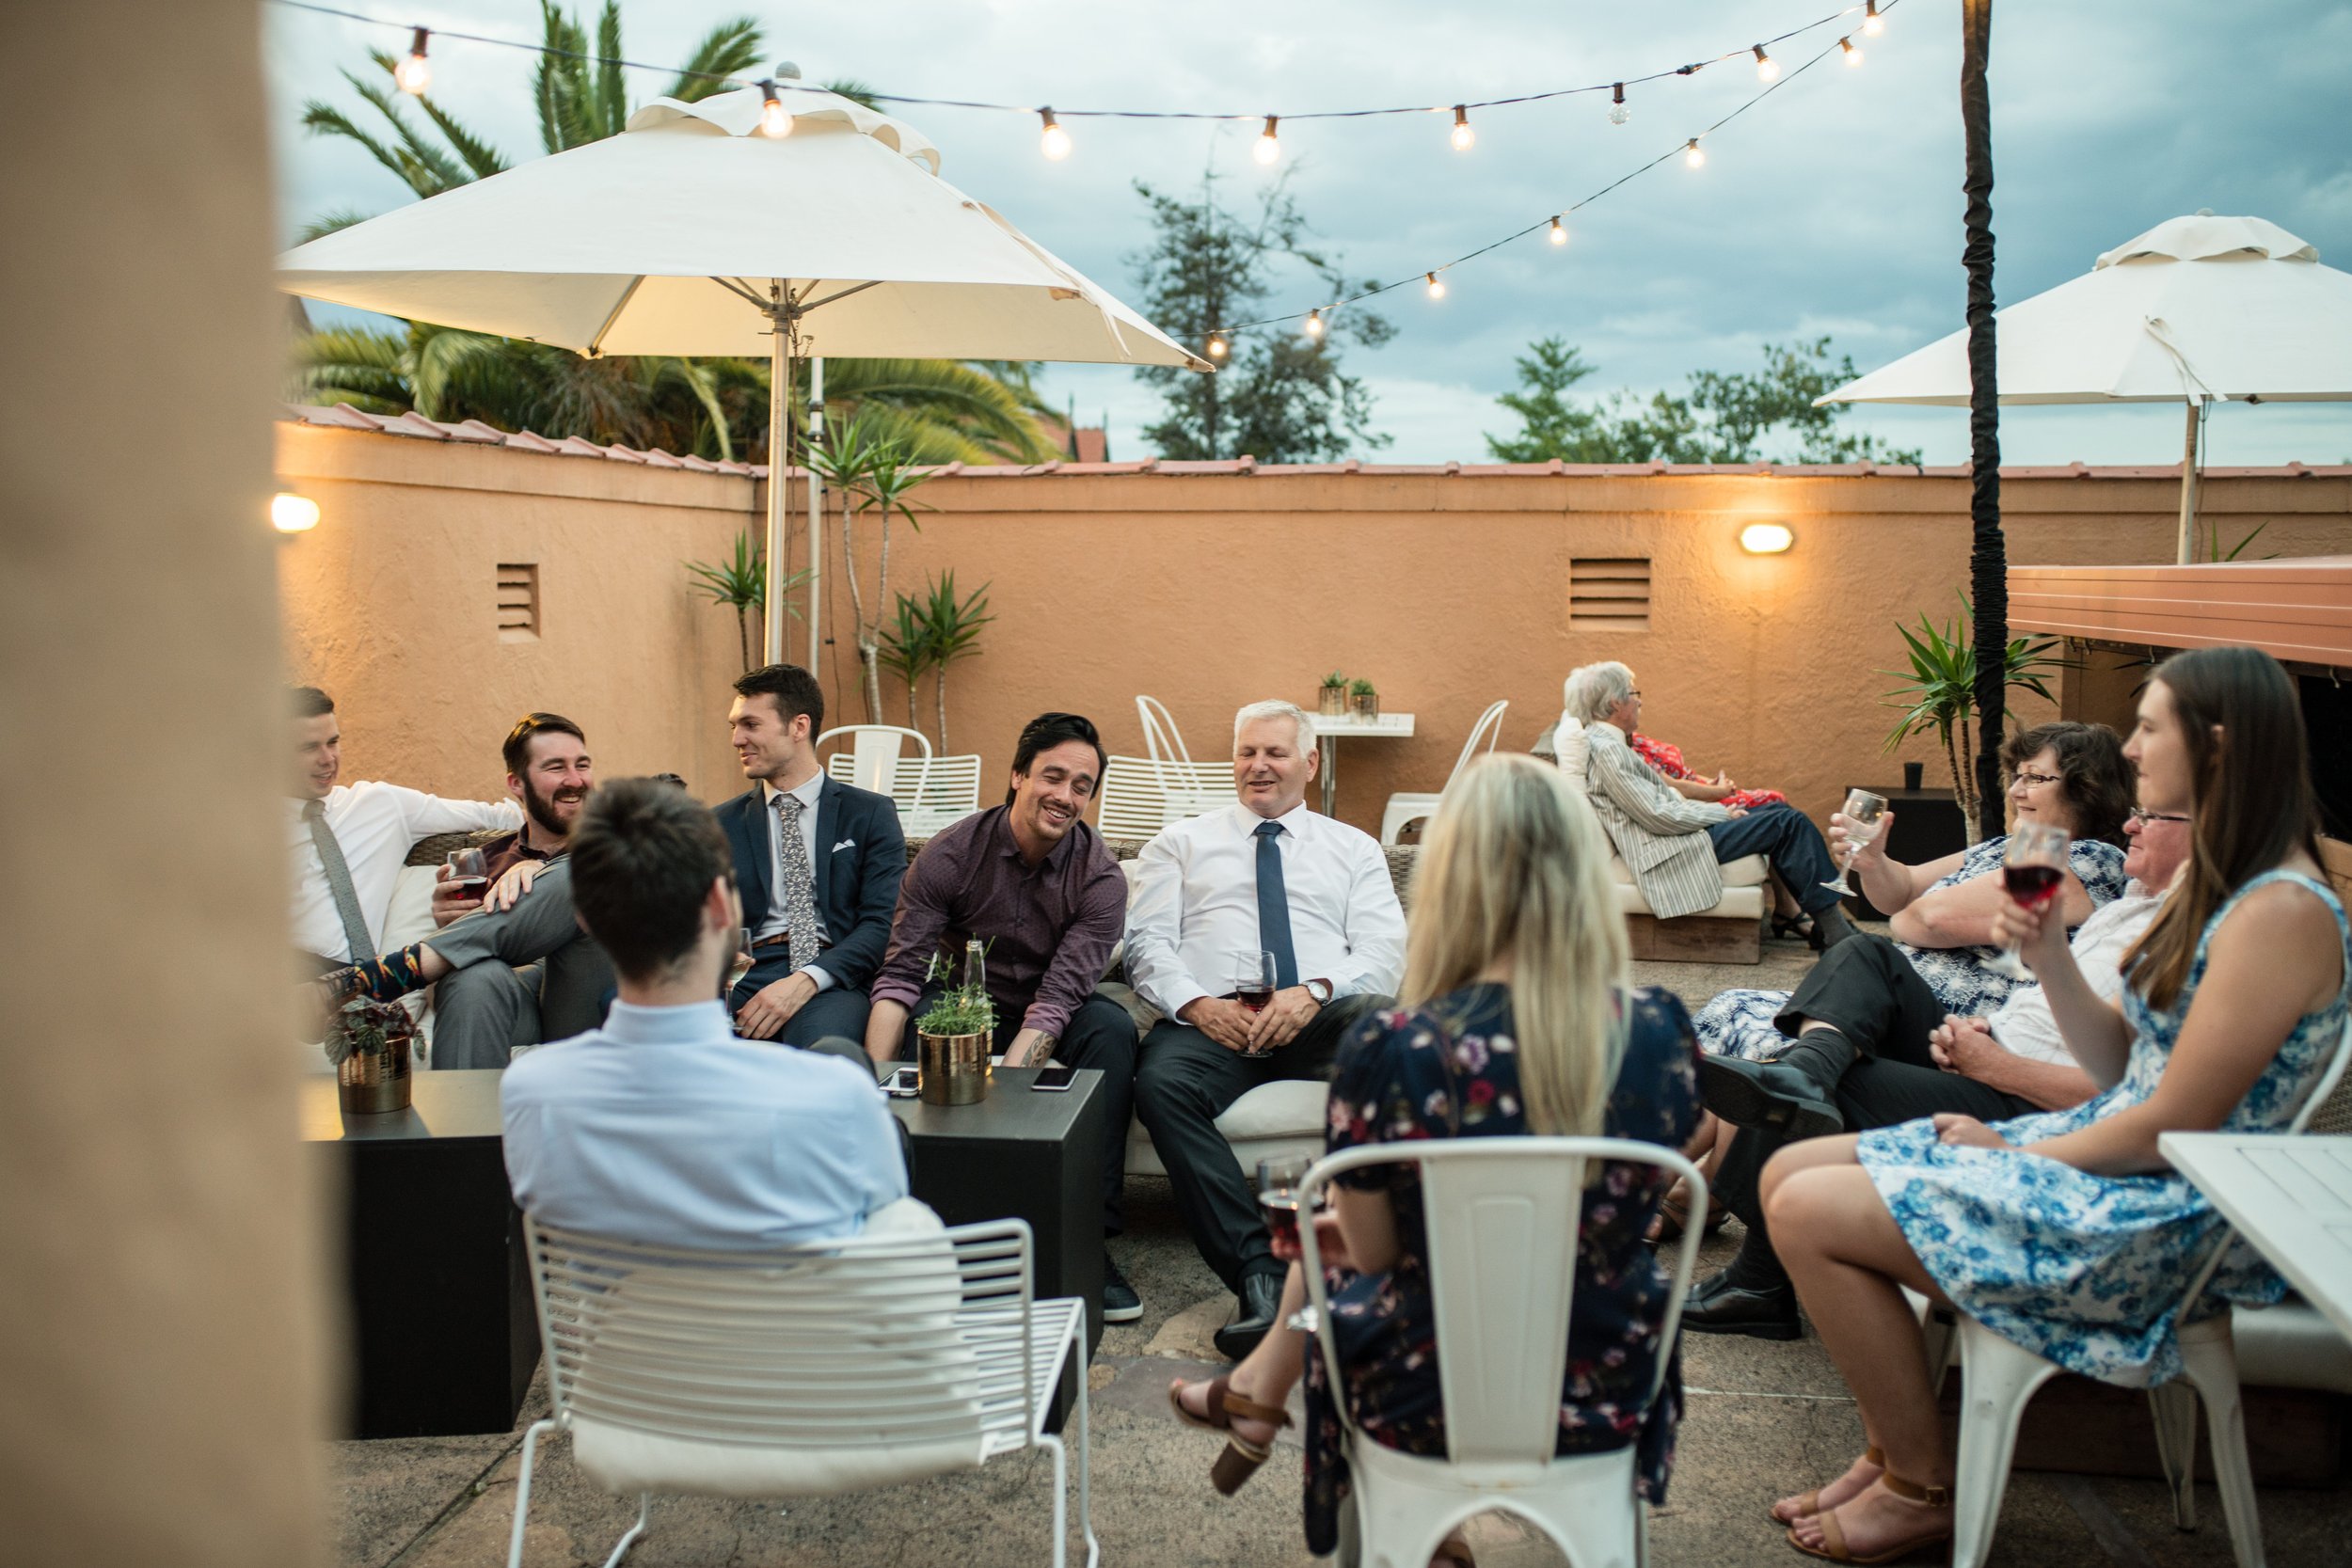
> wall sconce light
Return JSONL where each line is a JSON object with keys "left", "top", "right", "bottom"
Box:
{"left": 271, "top": 492, "right": 321, "bottom": 534}
{"left": 1739, "top": 521, "right": 1794, "bottom": 554}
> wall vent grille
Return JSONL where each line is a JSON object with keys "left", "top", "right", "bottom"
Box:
{"left": 1569, "top": 558, "right": 1650, "bottom": 630}
{"left": 497, "top": 562, "right": 540, "bottom": 641}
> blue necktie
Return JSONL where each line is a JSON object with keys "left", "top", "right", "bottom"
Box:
{"left": 1253, "top": 817, "right": 1299, "bottom": 990}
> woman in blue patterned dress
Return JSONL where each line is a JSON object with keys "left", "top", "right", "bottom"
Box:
{"left": 1165, "top": 754, "right": 1701, "bottom": 1564}
{"left": 1760, "top": 647, "right": 2349, "bottom": 1565}
{"left": 1693, "top": 721, "right": 2134, "bottom": 1064}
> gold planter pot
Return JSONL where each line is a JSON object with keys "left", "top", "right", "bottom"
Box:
{"left": 339, "top": 1037, "right": 413, "bottom": 1116}
{"left": 1318, "top": 687, "right": 1349, "bottom": 717}
{"left": 1351, "top": 691, "right": 1379, "bottom": 720}
{"left": 917, "top": 1029, "right": 991, "bottom": 1105}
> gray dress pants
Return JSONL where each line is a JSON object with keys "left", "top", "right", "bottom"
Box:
{"left": 423, "top": 862, "right": 613, "bottom": 1069}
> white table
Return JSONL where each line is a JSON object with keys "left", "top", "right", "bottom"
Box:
{"left": 1311, "top": 712, "right": 1415, "bottom": 818}
{"left": 2160, "top": 1132, "right": 2352, "bottom": 1345}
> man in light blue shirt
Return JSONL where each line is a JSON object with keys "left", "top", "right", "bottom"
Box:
{"left": 502, "top": 777, "right": 906, "bottom": 1249}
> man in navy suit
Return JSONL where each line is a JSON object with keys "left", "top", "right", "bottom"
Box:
{"left": 715, "top": 663, "right": 907, "bottom": 1053}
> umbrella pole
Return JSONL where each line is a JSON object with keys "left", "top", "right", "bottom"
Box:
{"left": 763, "top": 298, "right": 793, "bottom": 664}
{"left": 807, "top": 358, "right": 824, "bottom": 670}
{"left": 2174, "top": 399, "right": 2202, "bottom": 565}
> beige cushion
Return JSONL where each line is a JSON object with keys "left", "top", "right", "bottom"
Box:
{"left": 1553, "top": 714, "right": 1590, "bottom": 799}
{"left": 1601, "top": 849, "right": 1768, "bottom": 918}
{"left": 1127, "top": 1080, "right": 1328, "bottom": 1178}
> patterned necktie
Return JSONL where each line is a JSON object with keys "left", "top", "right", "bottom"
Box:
{"left": 302, "top": 797, "right": 374, "bottom": 962}
{"left": 1253, "top": 817, "right": 1299, "bottom": 990}
{"left": 773, "top": 793, "right": 821, "bottom": 971}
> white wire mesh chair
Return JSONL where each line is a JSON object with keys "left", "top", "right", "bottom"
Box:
{"left": 509, "top": 1214, "right": 1095, "bottom": 1568}
{"left": 1909, "top": 1013, "right": 2352, "bottom": 1568}
{"left": 815, "top": 724, "right": 932, "bottom": 798}
{"left": 1379, "top": 700, "right": 1508, "bottom": 846}
{"left": 1096, "top": 755, "right": 1236, "bottom": 842}
{"left": 1296, "top": 1137, "right": 1707, "bottom": 1568}
{"left": 1135, "top": 695, "right": 1192, "bottom": 765}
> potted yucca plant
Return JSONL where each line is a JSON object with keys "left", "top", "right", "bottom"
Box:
{"left": 1881, "top": 593, "right": 2067, "bottom": 828}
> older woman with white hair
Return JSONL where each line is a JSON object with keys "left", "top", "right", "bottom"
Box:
{"left": 1562, "top": 661, "right": 1855, "bottom": 952}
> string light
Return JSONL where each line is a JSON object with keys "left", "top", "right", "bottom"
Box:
{"left": 1752, "top": 45, "right": 1779, "bottom": 82}
{"left": 756, "top": 79, "right": 791, "bottom": 137}
{"left": 392, "top": 26, "right": 430, "bottom": 94}
{"left": 1839, "top": 36, "right": 1863, "bottom": 67}
{"left": 1206, "top": 332, "right": 1230, "bottom": 358}
{"left": 1303, "top": 309, "right": 1325, "bottom": 340}
{"left": 1685, "top": 137, "right": 1706, "bottom": 167}
{"left": 1863, "top": 1, "right": 1885, "bottom": 37}
{"left": 1424, "top": 272, "right": 1446, "bottom": 300}
{"left": 1449, "top": 104, "right": 1475, "bottom": 151}
{"left": 1253, "top": 115, "right": 1280, "bottom": 166}
{"left": 1608, "top": 82, "right": 1629, "bottom": 125}
{"left": 1549, "top": 215, "right": 1568, "bottom": 246}
{"left": 1038, "top": 107, "right": 1072, "bottom": 160}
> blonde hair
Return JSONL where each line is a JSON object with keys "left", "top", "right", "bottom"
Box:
{"left": 1402, "top": 753, "right": 1631, "bottom": 1135}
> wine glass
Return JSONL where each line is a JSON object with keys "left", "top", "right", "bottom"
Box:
{"left": 1256, "top": 1154, "right": 1319, "bottom": 1252}
{"left": 444, "top": 847, "right": 489, "bottom": 903}
{"left": 1820, "top": 789, "right": 1889, "bottom": 895}
{"left": 1233, "top": 951, "right": 1278, "bottom": 1056}
{"left": 727, "top": 927, "right": 756, "bottom": 996}
{"left": 1986, "top": 821, "right": 2072, "bottom": 980}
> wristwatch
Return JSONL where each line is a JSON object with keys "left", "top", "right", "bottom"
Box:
{"left": 1304, "top": 978, "right": 1334, "bottom": 1006}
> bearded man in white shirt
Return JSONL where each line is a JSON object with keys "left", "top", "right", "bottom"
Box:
{"left": 286, "top": 687, "right": 519, "bottom": 974}
{"left": 1128, "top": 700, "right": 1407, "bottom": 1359}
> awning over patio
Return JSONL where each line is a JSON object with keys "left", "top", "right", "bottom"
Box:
{"left": 2008, "top": 556, "right": 2352, "bottom": 672}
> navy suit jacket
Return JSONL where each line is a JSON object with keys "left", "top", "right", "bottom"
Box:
{"left": 712, "top": 777, "right": 908, "bottom": 994}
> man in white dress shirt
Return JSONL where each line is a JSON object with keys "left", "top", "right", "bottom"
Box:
{"left": 1128, "top": 700, "right": 1407, "bottom": 1359}
{"left": 501, "top": 776, "right": 907, "bottom": 1250}
{"left": 286, "top": 687, "right": 519, "bottom": 974}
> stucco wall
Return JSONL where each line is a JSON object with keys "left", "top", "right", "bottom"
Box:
{"left": 276, "top": 425, "right": 2352, "bottom": 833}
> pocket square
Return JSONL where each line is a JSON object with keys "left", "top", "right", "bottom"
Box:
{"left": 832, "top": 837, "right": 856, "bottom": 852}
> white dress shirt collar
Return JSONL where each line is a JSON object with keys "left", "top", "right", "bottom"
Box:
{"left": 600, "top": 998, "right": 734, "bottom": 1047}
{"left": 761, "top": 771, "right": 824, "bottom": 814}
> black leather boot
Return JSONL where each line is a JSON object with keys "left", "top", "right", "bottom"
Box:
{"left": 1683, "top": 1268, "right": 1804, "bottom": 1340}
{"left": 1698, "top": 1028, "right": 1855, "bottom": 1141}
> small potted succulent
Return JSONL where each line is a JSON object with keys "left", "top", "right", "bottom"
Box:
{"left": 1348, "top": 677, "right": 1379, "bottom": 720}
{"left": 1318, "top": 671, "right": 1350, "bottom": 718}
{"left": 914, "top": 940, "right": 994, "bottom": 1105}
{"left": 326, "top": 996, "right": 417, "bottom": 1115}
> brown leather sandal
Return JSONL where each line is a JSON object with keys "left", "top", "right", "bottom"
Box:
{"left": 1770, "top": 1446, "right": 1883, "bottom": 1523}
{"left": 1785, "top": 1468, "right": 1953, "bottom": 1564}
{"left": 1167, "top": 1375, "right": 1293, "bottom": 1496}
{"left": 1647, "top": 1181, "right": 1731, "bottom": 1244}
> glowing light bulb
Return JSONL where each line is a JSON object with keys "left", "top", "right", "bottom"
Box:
{"left": 1840, "top": 36, "right": 1864, "bottom": 67}
{"left": 1549, "top": 216, "right": 1568, "bottom": 246}
{"left": 393, "top": 27, "right": 431, "bottom": 95}
{"left": 1753, "top": 45, "right": 1779, "bottom": 82}
{"left": 271, "top": 492, "right": 321, "bottom": 533}
{"left": 1039, "top": 108, "right": 1072, "bottom": 161}
{"left": 1449, "top": 105, "right": 1475, "bottom": 151}
{"left": 1740, "top": 522, "right": 1795, "bottom": 555}
{"left": 757, "top": 80, "right": 792, "bottom": 137}
{"left": 1685, "top": 138, "right": 1706, "bottom": 168}
{"left": 1425, "top": 272, "right": 1446, "bottom": 301}
{"left": 1303, "top": 309, "right": 1325, "bottom": 340}
{"left": 1608, "top": 82, "right": 1629, "bottom": 126}
{"left": 1250, "top": 115, "right": 1281, "bottom": 166}
{"left": 1863, "top": 1, "right": 1885, "bottom": 37}
{"left": 1206, "top": 332, "right": 1229, "bottom": 358}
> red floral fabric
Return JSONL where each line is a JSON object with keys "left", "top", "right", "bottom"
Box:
{"left": 1630, "top": 733, "right": 1787, "bottom": 811}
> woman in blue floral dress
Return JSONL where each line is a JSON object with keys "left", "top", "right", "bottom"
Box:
{"left": 1693, "top": 721, "right": 2134, "bottom": 1063}
{"left": 1760, "top": 648, "right": 2350, "bottom": 1565}
{"left": 1165, "top": 754, "right": 1700, "bottom": 1564}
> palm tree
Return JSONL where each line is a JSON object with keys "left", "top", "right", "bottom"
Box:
{"left": 1960, "top": 0, "right": 2008, "bottom": 840}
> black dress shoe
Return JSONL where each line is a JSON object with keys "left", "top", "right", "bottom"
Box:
{"left": 1699, "top": 1054, "right": 1844, "bottom": 1141}
{"left": 1682, "top": 1269, "right": 1803, "bottom": 1340}
{"left": 1213, "top": 1272, "right": 1287, "bottom": 1361}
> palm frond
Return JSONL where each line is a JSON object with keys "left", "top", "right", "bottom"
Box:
{"left": 295, "top": 207, "right": 379, "bottom": 244}
{"left": 593, "top": 2, "right": 628, "bottom": 141}
{"left": 822, "top": 77, "right": 881, "bottom": 110}
{"left": 410, "top": 96, "right": 508, "bottom": 180}
{"left": 299, "top": 101, "right": 419, "bottom": 192}
{"left": 669, "top": 18, "right": 766, "bottom": 101}
{"left": 344, "top": 74, "right": 469, "bottom": 194}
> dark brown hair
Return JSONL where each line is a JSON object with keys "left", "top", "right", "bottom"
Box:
{"left": 734, "top": 664, "right": 825, "bottom": 739}
{"left": 2124, "top": 647, "right": 2323, "bottom": 1010}
{"left": 501, "top": 712, "right": 586, "bottom": 777}
{"left": 288, "top": 685, "right": 334, "bottom": 719}
{"left": 1007, "top": 712, "right": 1104, "bottom": 806}
{"left": 2001, "top": 721, "right": 2132, "bottom": 847}
{"left": 568, "top": 777, "right": 735, "bottom": 981}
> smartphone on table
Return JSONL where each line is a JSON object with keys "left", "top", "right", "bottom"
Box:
{"left": 1030, "top": 1066, "right": 1076, "bottom": 1092}
{"left": 881, "top": 1066, "right": 921, "bottom": 1098}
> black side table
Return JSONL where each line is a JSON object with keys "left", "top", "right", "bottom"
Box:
{"left": 1846, "top": 786, "right": 1971, "bottom": 922}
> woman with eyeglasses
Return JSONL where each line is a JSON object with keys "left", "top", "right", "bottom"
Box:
{"left": 1761, "top": 644, "right": 2348, "bottom": 1564}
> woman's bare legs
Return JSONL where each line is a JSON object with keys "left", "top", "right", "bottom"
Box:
{"left": 1171, "top": 1261, "right": 1311, "bottom": 1448}
{"left": 1764, "top": 1137, "right": 1956, "bottom": 1555}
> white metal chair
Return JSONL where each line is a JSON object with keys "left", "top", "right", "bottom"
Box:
{"left": 1136, "top": 694, "right": 1193, "bottom": 765}
{"left": 1096, "top": 755, "right": 1237, "bottom": 842}
{"left": 509, "top": 1212, "right": 1095, "bottom": 1568}
{"left": 1910, "top": 1013, "right": 2352, "bottom": 1568}
{"left": 1297, "top": 1137, "right": 1707, "bottom": 1568}
{"left": 815, "top": 724, "right": 932, "bottom": 798}
{"left": 1380, "top": 700, "right": 1508, "bottom": 846}
{"left": 896, "top": 752, "right": 984, "bottom": 836}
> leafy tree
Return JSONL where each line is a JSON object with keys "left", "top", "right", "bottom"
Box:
{"left": 1486, "top": 336, "right": 1923, "bottom": 466}
{"left": 1128, "top": 174, "right": 1393, "bottom": 461}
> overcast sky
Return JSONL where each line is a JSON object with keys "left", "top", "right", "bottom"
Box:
{"left": 262, "top": 0, "right": 2352, "bottom": 466}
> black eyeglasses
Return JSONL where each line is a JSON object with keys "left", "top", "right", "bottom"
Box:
{"left": 2127, "top": 808, "right": 2191, "bottom": 826}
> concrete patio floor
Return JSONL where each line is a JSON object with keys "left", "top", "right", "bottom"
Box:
{"left": 332, "top": 934, "right": 2349, "bottom": 1567}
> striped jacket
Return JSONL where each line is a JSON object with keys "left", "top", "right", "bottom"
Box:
{"left": 1582, "top": 721, "right": 1735, "bottom": 920}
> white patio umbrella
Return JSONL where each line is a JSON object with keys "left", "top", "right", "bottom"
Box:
{"left": 278, "top": 83, "right": 1210, "bottom": 661}
{"left": 1820, "top": 214, "right": 2352, "bottom": 561}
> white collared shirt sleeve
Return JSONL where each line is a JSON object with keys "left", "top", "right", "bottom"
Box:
{"left": 1332, "top": 831, "right": 1407, "bottom": 998}
{"left": 387, "top": 783, "right": 524, "bottom": 839}
{"left": 290, "top": 782, "right": 522, "bottom": 958}
{"left": 1989, "top": 886, "right": 2159, "bottom": 1066}
{"left": 1124, "top": 826, "right": 1211, "bottom": 1020}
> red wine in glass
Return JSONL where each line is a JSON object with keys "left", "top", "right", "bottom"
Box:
{"left": 1259, "top": 1192, "right": 1302, "bottom": 1248}
{"left": 2003, "top": 863, "right": 2064, "bottom": 909}
{"left": 1236, "top": 985, "right": 1274, "bottom": 1012}
{"left": 1234, "top": 950, "right": 1278, "bottom": 1012}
